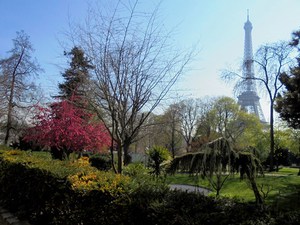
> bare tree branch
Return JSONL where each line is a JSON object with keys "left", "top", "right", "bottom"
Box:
{"left": 67, "top": 0, "right": 196, "bottom": 172}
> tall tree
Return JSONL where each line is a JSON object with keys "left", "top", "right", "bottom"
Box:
{"left": 276, "top": 72, "right": 300, "bottom": 129}
{"left": 202, "top": 97, "right": 249, "bottom": 143}
{"left": 223, "top": 41, "right": 294, "bottom": 171}
{"left": 69, "top": 1, "right": 194, "bottom": 173}
{"left": 177, "top": 99, "right": 200, "bottom": 152}
{"left": 194, "top": 97, "right": 218, "bottom": 146}
{"left": 275, "top": 31, "right": 300, "bottom": 129}
{"left": 0, "top": 31, "right": 42, "bottom": 144}
{"left": 193, "top": 97, "right": 264, "bottom": 153}
{"left": 58, "top": 46, "right": 93, "bottom": 100}
{"left": 212, "top": 97, "right": 242, "bottom": 141}
{"left": 163, "top": 103, "right": 183, "bottom": 158}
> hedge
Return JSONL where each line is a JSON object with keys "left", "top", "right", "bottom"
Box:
{"left": 0, "top": 150, "right": 129, "bottom": 225}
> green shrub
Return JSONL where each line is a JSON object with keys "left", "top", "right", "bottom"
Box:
{"left": 89, "top": 153, "right": 112, "bottom": 171}
{"left": 123, "top": 162, "right": 150, "bottom": 177}
{"left": 0, "top": 150, "right": 129, "bottom": 225}
{"left": 146, "top": 146, "right": 171, "bottom": 176}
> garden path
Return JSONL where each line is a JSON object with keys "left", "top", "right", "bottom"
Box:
{"left": 0, "top": 207, "right": 30, "bottom": 225}
{"left": 170, "top": 184, "right": 211, "bottom": 195}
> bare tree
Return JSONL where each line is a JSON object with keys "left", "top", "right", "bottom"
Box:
{"left": 177, "top": 98, "right": 200, "bottom": 152}
{"left": 0, "top": 31, "right": 42, "bottom": 145}
{"left": 163, "top": 103, "right": 183, "bottom": 158}
{"left": 194, "top": 97, "right": 217, "bottom": 145}
{"left": 69, "top": 1, "right": 194, "bottom": 173}
{"left": 223, "top": 41, "right": 294, "bottom": 171}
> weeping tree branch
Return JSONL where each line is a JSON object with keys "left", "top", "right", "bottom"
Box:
{"left": 168, "top": 137, "right": 264, "bottom": 204}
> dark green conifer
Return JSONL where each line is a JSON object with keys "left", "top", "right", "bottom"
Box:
{"left": 59, "top": 46, "right": 94, "bottom": 99}
{"left": 276, "top": 32, "right": 300, "bottom": 129}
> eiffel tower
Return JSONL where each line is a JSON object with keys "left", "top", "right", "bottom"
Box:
{"left": 237, "top": 12, "right": 266, "bottom": 123}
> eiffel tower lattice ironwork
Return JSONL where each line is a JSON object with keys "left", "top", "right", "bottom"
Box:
{"left": 237, "top": 12, "right": 266, "bottom": 123}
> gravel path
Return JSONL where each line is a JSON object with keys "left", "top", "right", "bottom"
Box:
{"left": 170, "top": 184, "right": 211, "bottom": 195}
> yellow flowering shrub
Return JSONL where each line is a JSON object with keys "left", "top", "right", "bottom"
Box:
{"left": 75, "top": 156, "right": 90, "bottom": 167}
{"left": 6, "top": 149, "right": 22, "bottom": 155}
{"left": 68, "top": 171, "right": 130, "bottom": 197}
{"left": 69, "top": 157, "right": 131, "bottom": 196}
{"left": 0, "top": 149, "right": 131, "bottom": 198}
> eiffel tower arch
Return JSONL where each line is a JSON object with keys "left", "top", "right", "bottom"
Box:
{"left": 237, "top": 12, "right": 266, "bottom": 123}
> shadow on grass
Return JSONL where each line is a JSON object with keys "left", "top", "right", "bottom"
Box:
{"left": 267, "top": 181, "right": 300, "bottom": 211}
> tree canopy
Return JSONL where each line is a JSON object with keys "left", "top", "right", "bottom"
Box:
{"left": 275, "top": 31, "right": 300, "bottom": 129}
{"left": 58, "top": 46, "right": 93, "bottom": 100}
{"left": 24, "top": 99, "right": 110, "bottom": 159}
{"left": 0, "top": 31, "right": 42, "bottom": 144}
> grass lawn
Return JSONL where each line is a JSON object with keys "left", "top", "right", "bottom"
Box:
{"left": 166, "top": 167, "right": 300, "bottom": 209}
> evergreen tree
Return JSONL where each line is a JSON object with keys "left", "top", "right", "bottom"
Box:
{"left": 276, "top": 31, "right": 300, "bottom": 129}
{"left": 58, "top": 46, "right": 93, "bottom": 100}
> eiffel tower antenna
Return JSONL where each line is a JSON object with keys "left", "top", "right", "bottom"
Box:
{"left": 247, "top": 9, "right": 249, "bottom": 21}
{"left": 237, "top": 12, "right": 266, "bottom": 123}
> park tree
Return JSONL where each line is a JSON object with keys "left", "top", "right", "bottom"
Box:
{"left": 193, "top": 97, "right": 265, "bottom": 155}
{"left": 233, "top": 110, "right": 265, "bottom": 150}
{"left": 211, "top": 97, "right": 244, "bottom": 142}
{"left": 68, "top": 1, "right": 193, "bottom": 172}
{"left": 132, "top": 110, "right": 182, "bottom": 157}
{"left": 58, "top": 46, "right": 93, "bottom": 101}
{"left": 270, "top": 123, "right": 300, "bottom": 173}
{"left": 223, "top": 41, "right": 294, "bottom": 171}
{"left": 194, "top": 97, "right": 246, "bottom": 145}
{"left": 193, "top": 97, "right": 218, "bottom": 147}
{"left": 276, "top": 72, "right": 300, "bottom": 129}
{"left": 275, "top": 31, "right": 300, "bottom": 129}
{"left": 24, "top": 99, "right": 110, "bottom": 160}
{"left": 169, "top": 137, "right": 264, "bottom": 204}
{"left": 0, "top": 31, "right": 42, "bottom": 144}
{"left": 130, "top": 113, "right": 163, "bottom": 152}
{"left": 177, "top": 99, "right": 200, "bottom": 152}
{"left": 203, "top": 97, "right": 252, "bottom": 144}
{"left": 162, "top": 103, "right": 183, "bottom": 157}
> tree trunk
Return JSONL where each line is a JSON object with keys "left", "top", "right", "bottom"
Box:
{"left": 171, "top": 126, "right": 176, "bottom": 158}
{"left": 247, "top": 171, "right": 263, "bottom": 204}
{"left": 4, "top": 78, "right": 16, "bottom": 145}
{"left": 110, "top": 145, "right": 117, "bottom": 174}
{"left": 269, "top": 103, "right": 275, "bottom": 171}
{"left": 186, "top": 142, "right": 191, "bottom": 153}
{"left": 117, "top": 143, "right": 123, "bottom": 174}
{"left": 123, "top": 141, "right": 131, "bottom": 166}
{"left": 4, "top": 104, "right": 12, "bottom": 145}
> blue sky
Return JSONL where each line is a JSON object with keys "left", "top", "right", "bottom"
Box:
{"left": 1, "top": 0, "right": 300, "bottom": 120}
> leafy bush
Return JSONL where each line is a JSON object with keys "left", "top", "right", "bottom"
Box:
{"left": 146, "top": 146, "right": 171, "bottom": 176}
{"left": 123, "top": 162, "right": 150, "bottom": 177}
{"left": 0, "top": 150, "right": 129, "bottom": 225}
{"left": 89, "top": 153, "right": 111, "bottom": 171}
